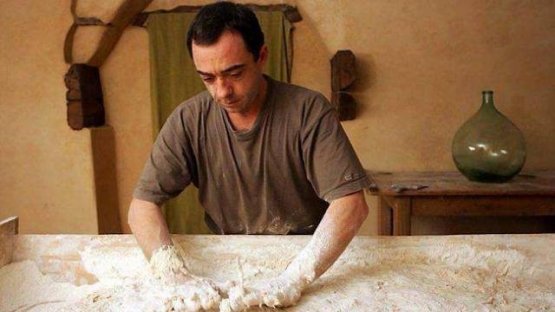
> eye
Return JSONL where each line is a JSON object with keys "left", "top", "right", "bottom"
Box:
{"left": 202, "top": 76, "right": 215, "bottom": 83}
{"left": 230, "top": 71, "right": 242, "bottom": 79}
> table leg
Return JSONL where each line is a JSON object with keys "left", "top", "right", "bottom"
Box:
{"left": 390, "top": 198, "right": 411, "bottom": 236}
{"left": 377, "top": 196, "right": 392, "bottom": 235}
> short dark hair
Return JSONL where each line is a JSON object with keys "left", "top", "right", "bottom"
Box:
{"left": 186, "top": 2, "right": 265, "bottom": 60}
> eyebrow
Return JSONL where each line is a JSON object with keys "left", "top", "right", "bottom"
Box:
{"left": 197, "top": 64, "right": 246, "bottom": 76}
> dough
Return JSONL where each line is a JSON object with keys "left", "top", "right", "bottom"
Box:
{"left": 67, "top": 245, "right": 222, "bottom": 311}
{"left": 220, "top": 277, "right": 303, "bottom": 311}
{"left": 220, "top": 245, "right": 317, "bottom": 311}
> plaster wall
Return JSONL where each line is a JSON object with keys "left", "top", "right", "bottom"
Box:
{"left": 1, "top": 0, "right": 554, "bottom": 234}
{"left": 0, "top": 0, "right": 98, "bottom": 233}
{"left": 291, "top": 1, "right": 555, "bottom": 234}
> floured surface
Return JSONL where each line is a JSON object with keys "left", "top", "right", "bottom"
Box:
{"left": 1, "top": 234, "right": 554, "bottom": 311}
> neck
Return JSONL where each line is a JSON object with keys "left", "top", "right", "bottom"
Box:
{"left": 228, "top": 77, "right": 268, "bottom": 131}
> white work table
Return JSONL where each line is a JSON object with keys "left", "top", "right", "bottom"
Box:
{"left": 2, "top": 233, "right": 554, "bottom": 311}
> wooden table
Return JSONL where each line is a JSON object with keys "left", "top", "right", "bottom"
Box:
{"left": 0, "top": 216, "right": 18, "bottom": 267}
{"left": 367, "top": 170, "right": 555, "bottom": 235}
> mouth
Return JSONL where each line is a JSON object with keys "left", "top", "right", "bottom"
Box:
{"left": 221, "top": 99, "right": 240, "bottom": 107}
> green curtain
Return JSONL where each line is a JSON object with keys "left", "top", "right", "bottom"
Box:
{"left": 146, "top": 11, "right": 293, "bottom": 234}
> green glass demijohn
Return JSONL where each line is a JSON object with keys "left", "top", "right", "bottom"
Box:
{"left": 452, "top": 90, "right": 526, "bottom": 183}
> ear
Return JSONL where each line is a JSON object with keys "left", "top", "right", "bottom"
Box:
{"left": 257, "top": 45, "right": 268, "bottom": 67}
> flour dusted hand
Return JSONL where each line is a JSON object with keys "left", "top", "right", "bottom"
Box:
{"left": 150, "top": 245, "right": 223, "bottom": 311}
{"left": 220, "top": 257, "right": 316, "bottom": 312}
{"left": 220, "top": 275, "right": 303, "bottom": 311}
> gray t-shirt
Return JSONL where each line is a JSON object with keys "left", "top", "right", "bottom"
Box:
{"left": 134, "top": 76, "right": 369, "bottom": 234}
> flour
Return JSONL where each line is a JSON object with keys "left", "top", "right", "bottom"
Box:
{"left": 150, "top": 245, "right": 191, "bottom": 280}
{"left": 64, "top": 245, "right": 222, "bottom": 312}
{"left": 221, "top": 235, "right": 321, "bottom": 311}
{"left": 0, "top": 260, "right": 96, "bottom": 312}
{"left": 1, "top": 235, "right": 554, "bottom": 312}
{"left": 220, "top": 223, "right": 327, "bottom": 311}
{"left": 307, "top": 238, "right": 555, "bottom": 312}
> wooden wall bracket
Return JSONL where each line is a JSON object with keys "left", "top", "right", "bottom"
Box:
{"left": 64, "top": 64, "right": 105, "bottom": 130}
{"left": 331, "top": 50, "right": 357, "bottom": 121}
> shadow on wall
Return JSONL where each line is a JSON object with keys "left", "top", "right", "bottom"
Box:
{"left": 349, "top": 53, "right": 377, "bottom": 117}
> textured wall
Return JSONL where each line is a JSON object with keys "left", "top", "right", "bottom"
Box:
{"left": 1, "top": 0, "right": 554, "bottom": 234}
{"left": 291, "top": 1, "right": 555, "bottom": 234}
{"left": 0, "top": 0, "right": 98, "bottom": 233}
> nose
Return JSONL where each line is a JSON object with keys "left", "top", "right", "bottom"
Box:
{"left": 215, "top": 77, "right": 233, "bottom": 100}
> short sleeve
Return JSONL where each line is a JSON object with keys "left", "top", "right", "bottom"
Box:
{"left": 301, "top": 95, "right": 370, "bottom": 202}
{"left": 133, "top": 109, "right": 193, "bottom": 205}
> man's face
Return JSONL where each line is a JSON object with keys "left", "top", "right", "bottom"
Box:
{"left": 192, "top": 31, "right": 267, "bottom": 115}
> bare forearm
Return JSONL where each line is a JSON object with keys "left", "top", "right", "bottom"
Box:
{"left": 286, "top": 191, "right": 369, "bottom": 284}
{"left": 128, "top": 198, "right": 173, "bottom": 259}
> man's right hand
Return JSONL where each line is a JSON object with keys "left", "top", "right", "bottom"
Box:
{"left": 128, "top": 198, "right": 173, "bottom": 259}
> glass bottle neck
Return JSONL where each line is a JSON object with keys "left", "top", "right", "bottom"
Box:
{"left": 481, "top": 91, "right": 495, "bottom": 110}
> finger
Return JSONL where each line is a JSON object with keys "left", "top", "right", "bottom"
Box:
{"left": 223, "top": 286, "right": 253, "bottom": 312}
{"left": 262, "top": 291, "right": 281, "bottom": 308}
{"left": 199, "top": 294, "right": 220, "bottom": 311}
{"left": 182, "top": 296, "right": 203, "bottom": 312}
{"left": 196, "top": 286, "right": 221, "bottom": 310}
{"left": 241, "top": 291, "right": 261, "bottom": 307}
{"left": 211, "top": 279, "right": 236, "bottom": 295}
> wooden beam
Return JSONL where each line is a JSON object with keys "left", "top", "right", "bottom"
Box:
{"left": 131, "top": 4, "right": 302, "bottom": 27}
{"left": 91, "top": 127, "right": 123, "bottom": 234}
{"left": 70, "top": 0, "right": 77, "bottom": 19}
{"left": 76, "top": 17, "right": 111, "bottom": 26}
{"left": 87, "top": 0, "right": 153, "bottom": 67}
{"left": 63, "top": 23, "right": 78, "bottom": 64}
{"left": 65, "top": 3, "right": 299, "bottom": 65}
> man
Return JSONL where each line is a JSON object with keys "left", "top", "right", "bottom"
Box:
{"left": 128, "top": 2, "right": 370, "bottom": 310}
